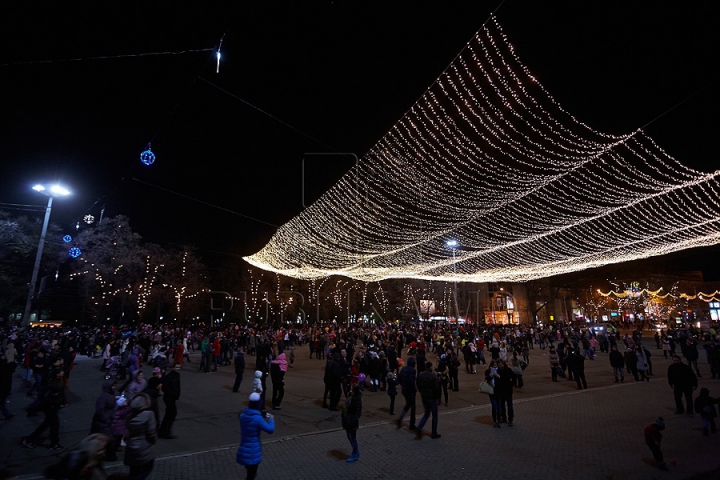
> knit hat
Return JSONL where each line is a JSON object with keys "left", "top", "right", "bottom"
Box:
{"left": 654, "top": 417, "right": 665, "bottom": 429}
{"left": 248, "top": 392, "right": 262, "bottom": 410}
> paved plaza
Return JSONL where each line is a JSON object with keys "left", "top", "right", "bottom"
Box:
{"left": 2, "top": 341, "right": 720, "bottom": 479}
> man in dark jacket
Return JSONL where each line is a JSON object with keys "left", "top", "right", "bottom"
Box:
{"left": 668, "top": 356, "right": 698, "bottom": 415}
{"left": 326, "top": 353, "right": 344, "bottom": 411}
{"left": 624, "top": 347, "right": 639, "bottom": 382}
{"left": 233, "top": 350, "right": 245, "bottom": 393}
{"left": 609, "top": 345, "right": 625, "bottom": 383}
{"left": 395, "top": 356, "right": 417, "bottom": 430}
{"left": 684, "top": 337, "right": 702, "bottom": 377}
{"left": 22, "top": 367, "right": 66, "bottom": 450}
{"left": 571, "top": 350, "right": 588, "bottom": 390}
{"left": 415, "top": 361, "right": 441, "bottom": 439}
{"left": 496, "top": 359, "right": 516, "bottom": 425}
{"left": 159, "top": 363, "right": 181, "bottom": 438}
{"left": 142, "top": 377, "right": 162, "bottom": 426}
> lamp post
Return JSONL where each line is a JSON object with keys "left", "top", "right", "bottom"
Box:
{"left": 21, "top": 184, "right": 70, "bottom": 327}
{"left": 446, "top": 240, "right": 460, "bottom": 322}
{"left": 500, "top": 287, "right": 517, "bottom": 324}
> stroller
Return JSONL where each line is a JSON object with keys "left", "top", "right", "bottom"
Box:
{"left": 104, "top": 356, "right": 121, "bottom": 380}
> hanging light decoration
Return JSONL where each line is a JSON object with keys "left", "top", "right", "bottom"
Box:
{"left": 69, "top": 247, "right": 82, "bottom": 258}
{"left": 62, "top": 235, "right": 72, "bottom": 243}
{"left": 140, "top": 143, "right": 156, "bottom": 166}
{"left": 83, "top": 214, "right": 95, "bottom": 224}
{"left": 245, "top": 16, "right": 720, "bottom": 283}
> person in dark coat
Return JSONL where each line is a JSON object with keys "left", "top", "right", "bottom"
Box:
{"left": 342, "top": 383, "right": 362, "bottom": 462}
{"left": 386, "top": 371, "right": 398, "bottom": 415}
{"left": 668, "top": 355, "right": 698, "bottom": 415}
{"left": 415, "top": 361, "right": 441, "bottom": 439}
{"left": 496, "top": 359, "right": 516, "bottom": 425}
{"left": 436, "top": 355, "right": 450, "bottom": 406}
{"left": 609, "top": 345, "right": 625, "bottom": 383}
{"left": 159, "top": 363, "right": 181, "bottom": 439}
{"left": 237, "top": 392, "right": 274, "bottom": 480}
{"left": 694, "top": 387, "right": 719, "bottom": 436}
{"left": 326, "top": 353, "right": 344, "bottom": 411}
{"left": 141, "top": 377, "right": 162, "bottom": 426}
{"left": 22, "top": 367, "right": 66, "bottom": 450}
{"left": 90, "top": 379, "right": 118, "bottom": 461}
{"left": 570, "top": 350, "right": 587, "bottom": 390}
{"left": 124, "top": 392, "right": 157, "bottom": 480}
{"left": 684, "top": 337, "right": 702, "bottom": 377}
{"left": 233, "top": 350, "right": 246, "bottom": 393}
{"left": 624, "top": 348, "right": 639, "bottom": 382}
{"left": 0, "top": 353, "right": 15, "bottom": 419}
{"left": 395, "top": 356, "right": 417, "bottom": 430}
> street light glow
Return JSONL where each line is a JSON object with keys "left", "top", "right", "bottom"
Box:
{"left": 21, "top": 182, "right": 71, "bottom": 326}
{"left": 446, "top": 239, "right": 458, "bottom": 247}
{"left": 33, "top": 184, "right": 71, "bottom": 197}
{"left": 50, "top": 185, "right": 70, "bottom": 196}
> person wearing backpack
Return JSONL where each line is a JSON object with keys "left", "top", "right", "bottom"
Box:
{"left": 436, "top": 355, "right": 450, "bottom": 406}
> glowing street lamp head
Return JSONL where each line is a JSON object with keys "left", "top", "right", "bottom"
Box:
{"left": 33, "top": 184, "right": 70, "bottom": 197}
{"left": 446, "top": 239, "right": 458, "bottom": 248}
{"left": 50, "top": 185, "right": 70, "bottom": 196}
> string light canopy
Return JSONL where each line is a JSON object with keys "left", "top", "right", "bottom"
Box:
{"left": 245, "top": 16, "right": 720, "bottom": 283}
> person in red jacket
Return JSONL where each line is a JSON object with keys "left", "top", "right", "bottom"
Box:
{"left": 644, "top": 417, "right": 668, "bottom": 471}
{"left": 212, "top": 337, "right": 222, "bottom": 372}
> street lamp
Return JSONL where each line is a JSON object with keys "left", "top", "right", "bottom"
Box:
{"left": 21, "top": 184, "right": 71, "bottom": 327}
{"left": 499, "top": 287, "right": 517, "bottom": 324}
{"left": 446, "top": 239, "right": 459, "bottom": 321}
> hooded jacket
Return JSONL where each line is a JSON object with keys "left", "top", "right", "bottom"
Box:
{"left": 398, "top": 357, "right": 417, "bottom": 396}
{"left": 236, "top": 407, "right": 275, "bottom": 466}
{"left": 91, "top": 379, "right": 117, "bottom": 436}
{"left": 124, "top": 370, "right": 147, "bottom": 399}
{"left": 124, "top": 393, "right": 157, "bottom": 467}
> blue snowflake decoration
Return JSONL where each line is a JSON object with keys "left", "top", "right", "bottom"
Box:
{"left": 62, "top": 235, "right": 72, "bottom": 243}
{"left": 140, "top": 147, "right": 155, "bottom": 166}
{"left": 69, "top": 247, "right": 82, "bottom": 258}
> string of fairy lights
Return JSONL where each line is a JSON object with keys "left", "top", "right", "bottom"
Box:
{"left": 599, "top": 287, "right": 720, "bottom": 303}
{"left": 69, "top": 253, "right": 209, "bottom": 316}
{"left": 245, "top": 16, "right": 720, "bottom": 282}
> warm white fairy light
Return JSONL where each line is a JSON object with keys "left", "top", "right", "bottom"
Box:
{"left": 245, "top": 16, "right": 720, "bottom": 283}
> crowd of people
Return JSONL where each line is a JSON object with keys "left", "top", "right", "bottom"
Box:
{"left": 1, "top": 319, "right": 719, "bottom": 477}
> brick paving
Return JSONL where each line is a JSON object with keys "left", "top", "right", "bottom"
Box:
{"left": 5, "top": 342, "right": 720, "bottom": 479}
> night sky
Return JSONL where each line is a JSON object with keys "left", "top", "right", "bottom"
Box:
{"left": 2, "top": 1, "right": 719, "bottom": 278}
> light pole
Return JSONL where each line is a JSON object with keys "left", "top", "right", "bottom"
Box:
{"left": 446, "top": 240, "right": 460, "bottom": 322}
{"left": 21, "top": 184, "right": 70, "bottom": 327}
{"left": 500, "top": 287, "right": 517, "bottom": 324}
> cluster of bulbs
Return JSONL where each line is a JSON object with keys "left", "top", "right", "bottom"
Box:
{"left": 245, "top": 16, "right": 720, "bottom": 283}
{"left": 599, "top": 287, "right": 720, "bottom": 303}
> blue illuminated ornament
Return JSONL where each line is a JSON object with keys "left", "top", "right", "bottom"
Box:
{"left": 140, "top": 143, "right": 155, "bottom": 166}
{"left": 63, "top": 235, "right": 72, "bottom": 243}
{"left": 69, "top": 247, "right": 81, "bottom": 258}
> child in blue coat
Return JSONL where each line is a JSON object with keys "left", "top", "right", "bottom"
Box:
{"left": 237, "top": 392, "right": 274, "bottom": 480}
